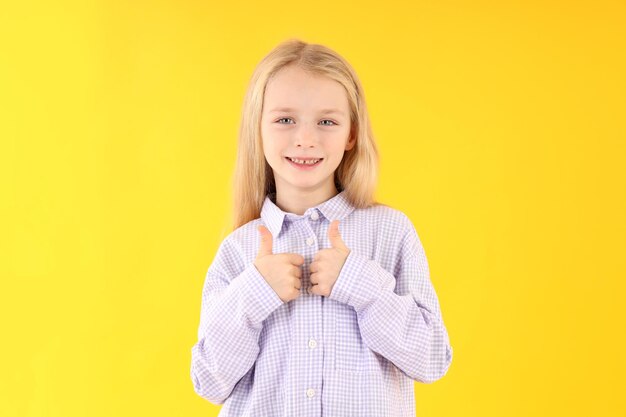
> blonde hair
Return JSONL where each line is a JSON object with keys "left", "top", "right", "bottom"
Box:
{"left": 229, "top": 38, "right": 383, "bottom": 233}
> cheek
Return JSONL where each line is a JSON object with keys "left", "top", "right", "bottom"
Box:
{"left": 260, "top": 128, "right": 279, "bottom": 152}
{"left": 323, "top": 136, "right": 350, "bottom": 157}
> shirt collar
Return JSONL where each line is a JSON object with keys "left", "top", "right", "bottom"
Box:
{"left": 260, "top": 190, "right": 355, "bottom": 238}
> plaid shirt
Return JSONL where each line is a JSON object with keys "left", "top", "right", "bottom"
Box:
{"left": 191, "top": 190, "right": 453, "bottom": 416}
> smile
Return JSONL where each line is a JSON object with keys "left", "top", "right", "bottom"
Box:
{"left": 285, "top": 157, "right": 323, "bottom": 170}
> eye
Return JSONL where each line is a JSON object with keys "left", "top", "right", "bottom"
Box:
{"left": 275, "top": 118, "right": 338, "bottom": 126}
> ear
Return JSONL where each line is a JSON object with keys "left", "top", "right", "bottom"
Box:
{"left": 345, "top": 134, "right": 356, "bottom": 151}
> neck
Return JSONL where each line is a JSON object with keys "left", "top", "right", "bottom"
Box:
{"left": 274, "top": 183, "right": 339, "bottom": 215}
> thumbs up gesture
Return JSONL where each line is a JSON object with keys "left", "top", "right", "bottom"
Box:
{"left": 254, "top": 225, "right": 305, "bottom": 303}
{"left": 308, "top": 220, "right": 351, "bottom": 297}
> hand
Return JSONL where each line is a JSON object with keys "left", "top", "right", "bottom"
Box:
{"left": 254, "top": 225, "right": 305, "bottom": 303}
{"left": 308, "top": 220, "right": 351, "bottom": 297}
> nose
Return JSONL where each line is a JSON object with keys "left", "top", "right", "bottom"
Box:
{"left": 294, "top": 122, "right": 317, "bottom": 148}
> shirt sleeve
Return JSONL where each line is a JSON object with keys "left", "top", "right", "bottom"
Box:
{"left": 190, "top": 236, "right": 284, "bottom": 404}
{"left": 328, "top": 214, "right": 453, "bottom": 383}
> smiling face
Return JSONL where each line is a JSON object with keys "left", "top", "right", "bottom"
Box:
{"left": 260, "top": 64, "right": 355, "bottom": 204}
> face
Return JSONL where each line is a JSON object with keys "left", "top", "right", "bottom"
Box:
{"left": 260, "top": 65, "right": 355, "bottom": 197}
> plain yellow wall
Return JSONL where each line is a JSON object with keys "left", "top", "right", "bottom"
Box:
{"left": 1, "top": 1, "right": 624, "bottom": 416}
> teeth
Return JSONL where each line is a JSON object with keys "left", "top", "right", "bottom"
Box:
{"left": 288, "top": 157, "right": 321, "bottom": 165}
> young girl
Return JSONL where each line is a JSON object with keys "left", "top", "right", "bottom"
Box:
{"left": 191, "top": 38, "right": 453, "bottom": 416}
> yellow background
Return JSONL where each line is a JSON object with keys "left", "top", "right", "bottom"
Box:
{"left": 1, "top": 0, "right": 624, "bottom": 416}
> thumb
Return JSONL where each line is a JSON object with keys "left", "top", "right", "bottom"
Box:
{"left": 257, "top": 225, "right": 273, "bottom": 257}
{"left": 328, "top": 220, "right": 348, "bottom": 251}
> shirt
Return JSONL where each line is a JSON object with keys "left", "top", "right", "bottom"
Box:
{"left": 190, "top": 190, "right": 453, "bottom": 416}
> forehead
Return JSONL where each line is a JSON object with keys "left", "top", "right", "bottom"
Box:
{"left": 263, "top": 66, "right": 349, "bottom": 113}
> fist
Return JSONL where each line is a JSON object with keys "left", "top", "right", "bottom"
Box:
{"left": 254, "top": 225, "right": 305, "bottom": 303}
{"left": 308, "top": 220, "right": 351, "bottom": 297}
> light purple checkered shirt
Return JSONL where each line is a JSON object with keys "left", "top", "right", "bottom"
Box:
{"left": 191, "top": 190, "right": 453, "bottom": 416}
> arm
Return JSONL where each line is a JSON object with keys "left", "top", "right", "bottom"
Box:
{"left": 328, "top": 215, "right": 453, "bottom": 383}
{"left": 190, "top": 237, "right": 284, "bottom": 404}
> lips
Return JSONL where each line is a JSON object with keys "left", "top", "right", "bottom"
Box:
{"left": 285, "top": 156, "right": 323, "bottom": 169}
{"left": 286, "top": 156, "right": 323, "bottom": 161}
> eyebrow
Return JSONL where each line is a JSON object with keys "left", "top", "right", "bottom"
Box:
{"left": 269, "top": 107, "right": 346, "bottom": 116}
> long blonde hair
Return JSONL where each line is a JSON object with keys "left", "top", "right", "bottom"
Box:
{"left": 229, "top": 38, "right": 382, "bottom": 233}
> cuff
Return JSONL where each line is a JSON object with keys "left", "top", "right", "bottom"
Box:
{"left": 328, "top": 250, "right": 387, "bottom": 312}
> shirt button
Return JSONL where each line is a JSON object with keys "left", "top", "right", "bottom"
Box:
{"left": 306, "top": 388, "right": 315, "bottom": 398}
{"left": 310, "top": 211, "right": 319, "bottom": 220}
{"left": 305, "top": 237, "right": 314, "bottom": 246}
{"left": 308, "top": 339, "right": 317, "bottom": 349}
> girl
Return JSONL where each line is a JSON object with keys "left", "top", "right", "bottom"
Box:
{"left": 191, "top": 38, "right": 453, "bottom": 416}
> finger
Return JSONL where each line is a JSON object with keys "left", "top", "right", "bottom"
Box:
{"left": 289, "top": 254, "right": 305, "bottom": 266}
{"left": 257, "top": 225, "right": 273, "bottom": 257}
{"left": 310, "top": 271, "right": 317, "bottom": 284}
{"left": 308, "top": 283, "right": 326, "bottom": 297}
{"left": 328, "top": 220, "right": 346, "bottom": 250}
{"left": 292, "top": 265, "right": 302, "bottom": 278}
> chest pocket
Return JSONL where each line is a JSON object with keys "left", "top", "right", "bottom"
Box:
{"left": 334, "top": 303, "right": 381, "bottom": 373}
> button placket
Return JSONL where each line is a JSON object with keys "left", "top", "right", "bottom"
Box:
{"left": 300, "top": 221, "right": 322, "bottom": 405}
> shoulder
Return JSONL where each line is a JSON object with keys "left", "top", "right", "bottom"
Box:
{"left": 354, "top": 201, "right": 416, "bottom": 234}
{"left": 221, "top": 218, "right": 265, "bottom": 250}
{"left": 361, "top": 202, "right": 426, "bottom": 252}
{"left": 209, "top": 219, "right": 264, "bottom": 274}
